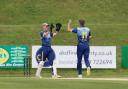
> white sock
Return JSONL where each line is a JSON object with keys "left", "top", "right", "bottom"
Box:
{"left": 52, "top": 59, "right": 58, "bottom": 75}
{"left": 36, "top": 61, "right": 44, "bottom": 76}
{"left": 52, "top": 65, "right": 57, "bottom": 75}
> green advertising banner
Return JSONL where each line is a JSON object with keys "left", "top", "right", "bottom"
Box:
{"left": 0, "top": 46, "right": 28, "bottom": 68}
{"left": 121, "top": 46, "right": 128, "bottom": 68}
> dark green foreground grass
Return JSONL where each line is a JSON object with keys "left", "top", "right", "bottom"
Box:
{"left": 0, "top": 68, "right": 128, "bottom": 78}
{"left": 0, "top": 77, "right": 128, "bottom": 89}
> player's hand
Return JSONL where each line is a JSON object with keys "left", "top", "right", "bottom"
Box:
{"left": 55, "top": 23, "right": 62, "bottom": 32}
{"left": 50, "top": 24, "right": 54, "bottom": 32}
{"left": 68, "top": 19, "right": 72, "bottom": 24}
{"left": 67, "top": 19, "right": 72, "bottom": 32}
{"left": 53, "top": 32, "right": 57, "bottom": 37}
{"left": 43, "top": 31, "right": 49, "bottom": 37}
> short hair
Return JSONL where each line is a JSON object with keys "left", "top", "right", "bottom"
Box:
{"left": 42, "top": 23, "right": 49, "bottom": 26}
{"left": 79, "top": 19, "right": 85, "bottom": 27}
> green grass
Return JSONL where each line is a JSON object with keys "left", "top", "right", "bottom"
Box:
{"left": 0, "top": 24, "right": 128, "bottom": 46}
{"left": 0, "top": 0, "right": 128, "bottom": 78}
{"left": 0, "top": 0, "right": 128, "bottom": 47}
{"left": 0, "top": 77, "right": 128, "bottom": 89}
{"left": 0, "top": 0, "right": 128, "bottom": 24}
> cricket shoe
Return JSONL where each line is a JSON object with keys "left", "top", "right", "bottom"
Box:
{"left": 78, "top": 75, "right": 82, "bottom": 78}
{"left": 35, "top": 74, "right": 42, "bottom": 79}
{"left": 86, "top": 67, "right": 91, "bottom": 76}
{"left": 52, "top": 75, "right": 62, "bottom": 78}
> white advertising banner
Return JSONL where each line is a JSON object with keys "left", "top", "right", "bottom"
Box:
{"left": 32, "top": 46, "right": 116, "bottom": 69}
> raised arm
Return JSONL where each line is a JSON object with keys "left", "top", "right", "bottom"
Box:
{"left": 67, "top": 19, "right": 73, "bottom": 32}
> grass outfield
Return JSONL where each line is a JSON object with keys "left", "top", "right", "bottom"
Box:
{"left": 0, "top": 0, "right": 127, "bottom": 24}
{"left": 0, "top": 0, "right": 128, "bottom": 77}
{"left": 0, "top": 24, "right": 128, "bottom": 46}
{"left": 0, "top": 77, "right": 128, "bottom": 89}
